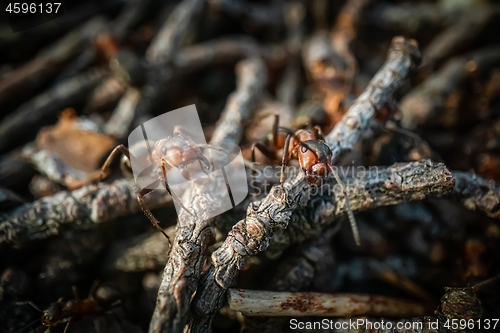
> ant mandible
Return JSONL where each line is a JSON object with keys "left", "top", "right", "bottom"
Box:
{"left": 251, "top": 114, "right": 360, "bottom": 246}
{"left": 98, "top": 125, "right": 217, "bottom": 244}
{"left": 16, "top": 282, "right": 121, "bottom": 333}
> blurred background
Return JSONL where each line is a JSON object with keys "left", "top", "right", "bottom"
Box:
{"left": 1, "top": 0, "right": 500, "bottom": 332}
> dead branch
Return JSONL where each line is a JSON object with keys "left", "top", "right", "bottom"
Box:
{"left": 0, "top": 179, "right": 172, "bottom": 247}
{"left": 104, "top": 87, "right": 141, "bottom": 138}
{"left": 133, "top": 36, "right": 285, "bottom": 130}
{"left": 148, "top": 57, "right": 267, "bottom": 333}
{"left": 207, "top": 0, "right": 283, "bottom": 32}
{"left": 210, "top": 60, "right": 267, "bottom": 144}
{"left": 267, "top": 160, "right": 455, "bottom": 258}
{"left": 325, "top": 36, "right": 421, "bottom": 156}
{"left": 0, "top": 17, "right": 107, "bottom": 108}
{"left": 302, "top": 0, "right": 369, "bottom": 128}
{"left": 146, "top": 0, "right": 204, "bottom": 64}
{"left": 401, "top": 47, "right": 500, "bottom": 129}
{"left": 0, "top": 68, "right": 107, "bottom": 153}
{"left": 422, "top": 8, "right": 500, "bottom": 67}
{"left": 228, "top": 289, "right": 425, "bottom": 318}
{"left": 453, "top": 171, "right": 500, "bottom": 220}
{"left": 105, "top": 227, "right": 176, "bottom": 273}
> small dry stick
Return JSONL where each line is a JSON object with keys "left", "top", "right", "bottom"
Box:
{"left": 146, "top": 0, "right": 204, "bottom": 64}
{"left": 228, "top": 289, "right": 426, "bottom": 318}
{"left": 0, "top": 17, "right": 107, "bottom": 107}
{"left": 0, "top": 178, "right": 172, "bottom": 247}
{"left": 452, "top": 171, "right": 500, "bottom": 220}
{"left": 422, "top": 8, "right": 500, "bottom": 66}
{"left": 401, "top": 46, "right": 500, "bottom": 129}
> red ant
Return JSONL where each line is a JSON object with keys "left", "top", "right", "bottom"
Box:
{"left": 15, "top": 282, "right": 122, "bottom": 333}
{"left": 251, "top": 114, "right": 360, "bottom": 245}
{"left": 98, "top": 126, "right": 223, "bottom": 244}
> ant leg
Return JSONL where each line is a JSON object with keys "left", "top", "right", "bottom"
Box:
{"left": 280, "top": 133, "right": 292, "bottom": 185}
{"left": 251, "top": 142, "right": 279, "bottom": 200}
{"left": 312, "top": 126, "right": 325, "bottom": 141}
{"left": 89, "top": 280, "right": 100, "bottom": 298}
{"left": 273, "top": 114, "right": 280, "bottom": 149}
{"left": 252, "top": 142, "right": 277, "bottom": 163}
{"left": 63, "top": 318, "right": 72, "bottom": 333}
{"left": 329, "top": 165, "right": 360, "bottom": 246}
{"left": 137, "top": 188, "right": 172, "bottom": 247}
{"left": 99, "top": 145, "right": 130, "bottom": 182}
{"left": 71, "top": 286, "right": 80, "bottom": 300}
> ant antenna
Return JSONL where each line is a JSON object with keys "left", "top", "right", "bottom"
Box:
{"left": 329, "top": 165, "right": 361, "bottom": 246}
{"left": 473, "top": 274, "right": 500, "bottom": 289}
{"left": 13, "top": 301, "right": 43, "bottom": 312}
{"left": 17, "top": 318, "right": 42, "bottom": 333}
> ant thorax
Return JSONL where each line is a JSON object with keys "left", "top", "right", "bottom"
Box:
{"left": 151, "top": 133, "right": 210, "bottom": 181}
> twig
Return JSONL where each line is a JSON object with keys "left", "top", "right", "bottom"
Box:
{"left": 145, "top": 0, "right": 204, "bottom": 64}
{"left": 132, "top": 0, "right": 205, "bottom": 127}
{"left": 228, "top": 289, "right": 425, "bottom": 317}
{"left": 0, "top": 68, "right": 107, "bottom": 153}
{"left": 302, "top": 0, "right": 369, "bottom": 127}
{"left": 148, "top": 58, "right": 267, "bottom": 333}
{"left": 188, "top": 36, "right": 421, "bottom": 333}
{"left": 401, "top": 47, "right": 500, "bottom": 129}
{"left": 452, "top": 171, "right": 500, "bottom": 220}
{"left": 104, "top": 87, "right": 141, "bottom": 138}
{"left": 0, "top": 17, "right": 107, "bottom": 107}
{"left": 0, "top": 178, "right": 172, "bottom": 247}
{"left": 207, "top": 0, "right": 283, "bottom": 32}
{"left": 365, "top": 2, "right": 466, "bottom": 34}
{"left": 173, "top": 37, "right": 286, "bottom": 72}
{"left": 210, "top": 59, "right": 267, "bottom": 143}
{"left": 266, "top": 160, "right": 455, "bottom": 258}
{"left": 422, "top": 8, "right": 500, "bottom": 67}
{"left": 325, "top": 36, "right": 421, "bottom": 155}
{"left": 105, "top": 227, "right": 176, "bottom": 273}
{"left": 133, "top": 36, "right": 286, "bottom": 130}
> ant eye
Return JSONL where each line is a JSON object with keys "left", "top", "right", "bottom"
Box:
{"left": 301, "top": 146, "right": 308, "bottom": 153}
{"left": 162, "top": 146, "right": 168, "bottom": 155}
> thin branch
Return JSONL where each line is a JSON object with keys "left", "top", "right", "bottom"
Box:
{"left": 148, "top": 58, "right": 267, "bottom": 333}
{"left": 228, "top": 289, "right": 425, "bottom": 318}
{"left": 452, "top": 171, "right": 500, "bottom": 220}
{"left": 0, "top": 17, "right": 107, "bottom": 108}
{"left": 0, "top": 68, "right": 108, "bottom": 153}
{"left": 422, "top": 8, "right": 500, "bottom": 66}
{"left": 267, "top": 160, "right": 455, "bottom": 258}
{"left": 0, "top": 179, "right": 172, "bottom": 247}
{"left": 401, "top": 46, "right": 500, "bottom": 129}
{"left": 325, "top": 36, "right": 421, "bottom": 157}
{"left": 145, "top": 0, "right": 204, "bottom": 64}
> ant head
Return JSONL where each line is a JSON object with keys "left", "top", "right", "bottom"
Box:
{"left": 41, "top": 302, "right": 63, "bottom": 326}
{"left": 297, "top": 140, "right": 332, "bottom": 184}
